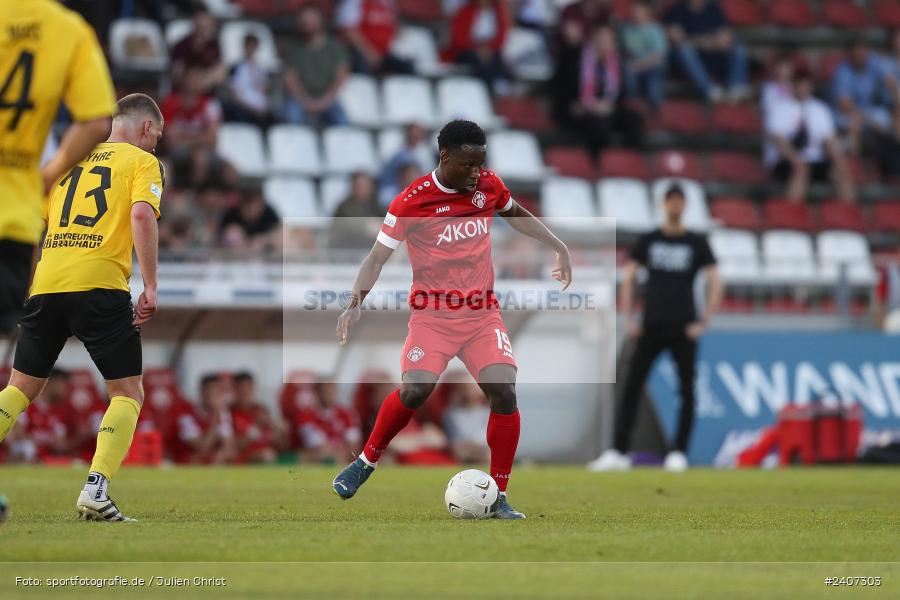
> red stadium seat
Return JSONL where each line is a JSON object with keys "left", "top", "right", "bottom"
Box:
{"left": 493, "top": 97, "right": 552, "bottom": 133}
{"left": 870, "top": 201, "right": 900, "bottom": 232}
{"left": 819, "top": 201, "right": 866, "bottom": 232}
{"left": 874, "top": 0, "right": 900, "bottom": 27}
{"left": 611, "top": 0, "right": 632, "bottom": 19}
{"left": 711, "top": 197, "right": 761, "bottom": 229}
{"left": 653, "top": 150, "right": 705, "bottom": 179}
{"left": 817, "top": 51, "right": 845, "bottom": 83}
{"left": 722, "top": 0, "right": 765, "bottom": 26}
{"left": 658, "top": 100, "right": 707, "bottom": 134}
{"left": 822, "top": 0, "right": 868, "bottom": 28}
{"left": 397, "top": 0, "right": 443, "bottom": 21}
{"left": 545, "top": 146, "right": 597, "bottom": 179}
{"left": 599, "top": 149, "right": 649, "bottom": 179}
{"left": 763, "top": 199, "right": 817, "bottom": 232}
{"left": 709, "top": 152, "right": 766, "bottom": 183}
{"left": 143, "top": 368, "right": 191, "bottom": 405}
{"left": 770, "top": 0, "right": 815, "bottom": 27}
{"left": 712, "top": 104, "right": 761, "bottom": 135}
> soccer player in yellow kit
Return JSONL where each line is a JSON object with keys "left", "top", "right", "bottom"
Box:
{"left": 0, "top": 0, "right": 116, "bottom": 336}
{"left": 0, "top": 94, "right": 164, "bottom": 522}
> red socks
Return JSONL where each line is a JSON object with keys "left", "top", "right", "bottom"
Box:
{"left": 362, "top": 389, "right": 416, "bottom": 463}
{"left": 487, "top": 411, "right": 520, "bottom": 492}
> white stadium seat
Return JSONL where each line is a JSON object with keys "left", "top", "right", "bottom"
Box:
{"left": 267, "top": 125, "right": 322, "bottom": 176}
{"left": 220, "top": 21, "right": 279, "bottom": 71}
{"left": 540, "top": 177, "right": 596, "bottom": 229}
{"left": 650, "top": 178, "right": 711, "bottom": 231}
{"left": 487, "top": 131, "right": 545, "bottom": 183}
{"left": 390, "top": 26, "right": 448, "bottom": 77}
{"left": 597, "top": 178, "right": 652, "bottom": 233}
{"left": 762, "top": 230, "right": 818, "bottom": 284}
{"left": 263, "top": 177, "right": 321, "bottom": 223}
{"left": 320, "top": 176, "right": 350, "bottom": 216}
{"left": 338, "top": 75, "right": 382, "bottom": 128}
{"left": 109, "top": 19, "right": 168, "bottom": 72}
{"left": 377, "top": 128, "right": 437, "bottom": 167}
{"left": 322, "top": 127, "right": 378, "bottom": 175}
{"left": 817, "top": 230, "right": 877, "bottom": 286}
{"left": 165, "top": 18, "right": 192, "bottom": 47}
{"left": 503, "top": 27, "right": 553, "bottom": 82}
{"left": 202, "top": 0, "right": 241, "bottom": 18}
{"left": 382, "top": 76, "right": 437, "bottom": 128}
{"left": 217, "top": 123, "right": 267, "bottom": 178}
{"left": 709, "top": 229, "right": 761, "bottom": 284}
{"left": 437, "top": 77, "right": 502, "bottom": 129}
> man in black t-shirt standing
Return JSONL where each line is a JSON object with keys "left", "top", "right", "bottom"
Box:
{"left": 589, "top": 184, "right": 722, "bottom": 472}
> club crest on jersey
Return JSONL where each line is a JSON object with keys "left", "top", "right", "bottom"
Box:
{"left": 471, "top": 191, "right": 486, "bottom": 209}
{"left": 407, "top": 346, "right": 425, "bottom": 362}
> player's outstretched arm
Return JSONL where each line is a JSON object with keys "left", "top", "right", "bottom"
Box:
{"left": 337, "top": 241, "right": 394, "bottom": 345}
{"left": 132, "top": 202, "right": 159, "bottom": 325}
{"left": 40, "top": 117, "right": 112, "bottom": 193}
{"left": 499, "top": 200, "right": 572, "bottom": 290}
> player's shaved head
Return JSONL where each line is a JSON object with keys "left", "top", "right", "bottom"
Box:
{"left": 115, "top": 93, "right": 163, "bottom": 126}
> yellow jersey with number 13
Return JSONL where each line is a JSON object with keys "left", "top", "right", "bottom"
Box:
{"left": 0, "top": 0, "right": 116, "bottom": 245}
{"left": 30, "top": 143, "right": 163, "bottom": 296}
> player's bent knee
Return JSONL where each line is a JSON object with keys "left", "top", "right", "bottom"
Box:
{"left": 485, "top": 383, "right": 517, "bottom": 414}
{"left": 105, "top": 376, "right": 144, "bottom": 405}
{"left": 399, "top": 382, "right": 434, "bottom": 409}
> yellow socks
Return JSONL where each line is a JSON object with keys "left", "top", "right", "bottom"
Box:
{"left": 0, "top": 385, "right": 30, "bottom": 442}
{"left": 89, "top": 396, "right": 141, "bottom": 480}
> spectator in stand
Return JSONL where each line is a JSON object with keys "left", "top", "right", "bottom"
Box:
{"left": 8, "top": 369, "right": 76, "bottom": 463}
{"left": 223, "top": 34, "right": 273, "bottom": 127}
{"left": 336, "top": 0, "right": 414, "bottom": 75}
{"left": 761, "top": 53, "right": 797, "bottom": 118}
{"left": 282, "top": 4, "right": 351, "bottom": 126}
{"left": 443, "top": 0, "right": 513, "bottom": 94}
{"left": 664, "top": 0, "right": 750, "bottom": 103}
{"left": 559, "top": 0, "right": 612, "bottom": 47}
{"left": 194, "top": 374, "right": 238, "bottom": 464}
{"left": 161, "top": 67, "right": 239, "bottom": 190}
{"left": 219, "top": 187, "right": 282, "bottom": 252}
{"left": 552, "top": 25, "right": 644, "bottom": 156}
{"left": 295, "top": 378, "right": 360, "bottom": 464}
{"left": 328, "top": 172, "right": 384, "bottom": 251}
{"left": 231, "top": 372, "right": 283, "bottom": 464}
{"left": 379, "top": 160, "right": 420, "bottom": 208}
{"left": 443, "top": 381, "right": 490, "bottom": 464}
{"left": 621, "top": 0, "right": 668, "bottom": 110}
{"left": 139, "top": 379, "right": 205, "bottom": 464}
{"left": 171, "top": 4, "right": 227, "bottom": 91}
{"left": 378, "top": 123, "right": 434, "bottom": 205}
{"left": 765, "top": 68, "right": 856, "bottom": 203}
{"left": 509, "top": 0, "right": 550, "bottom": 29}
{"left": 832, "top": 38, "right": 894, "bottom": 154}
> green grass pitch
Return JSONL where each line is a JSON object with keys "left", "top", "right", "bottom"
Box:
{"left": 0, "top": 465, "right": 898, "bottom": 599}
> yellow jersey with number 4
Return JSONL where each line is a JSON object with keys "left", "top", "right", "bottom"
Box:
{"left": 0, "top": 0, "right": 116, "bottom": 245}
{"left": 30, "top": 143, "right": 163, "bottom": 296}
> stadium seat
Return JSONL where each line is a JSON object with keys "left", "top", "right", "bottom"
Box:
{"left": 391, "top": 25, "right": 446, "bottom": 77}
{"left": 712, "top": 104, "right": 761, "bottom": 135}
{"left": 611, "top": 0, "right": 632, "bottom": 19}
{"left": 817, "top": 231, "right": 877, "bottom": 285}
{"left": 763, "top": 199, "right": 816, "bottom": 232}
{"left": 322, "top": 127, "right": 379, "bottom": 175}
{"left": 267, "top": 125, "right": 322, "bottom": 176}
{"left": 143, "top": 368, "right": 190, "bottom": 405}
{"left": 217, "top": 124, "right": 267, "bottom": 178}
{"left": 382, "top": 76, "right": 437, "bottom": 127}
{"left": 263, "top": 177, "right": 322, "bottom": 224}
{"left": 816, "top": 51, "right": 845, "bottom": 84}
{"left": 653, "top": 150, "right": 705, "bottom": 180}
{"left": 709, "top": 229, "right": 762, "bottom": 284}
{"left": 819, "top": 201, "right": 866, "bottom": 232}
{"left": 600, "top": 149, "right": 649, "bottom": 179}
{"left": 658, "top": 101, "right": 707, "bottom": 134}
{"left": 437, "top": 77, "right": 501, "bottom": 129}
{"left": 721, "top": 0, "right": 764, "bottom": 26}
{"left": 709, "top": 152, "right": 766, "bottom": 184}
{"left": 545, "top": 147, "right": 597, "bottom": 179}
{"left": 220, "top": 21, "right": 279, "bottom": 70}
{"left": 769, "top": 0, "right": 815, "bottom": 27}
{"left": 597, "top": 178, "right": 653, "bottom": 232}
{"left": 487, "top": 131, "right": 546, "bottom": 183}
{"left": 397, "top": 0, "right": 443, "bottom": 21}
{"left": 338, "top": 75, "right": 382, "bottom": 128}
{"left": 710, "top": 197, "right": 761, "bottom": 230}
{"left": 203, "top": 0, "right": 242, "bottom": 18}
{"left": 503, "top": 27, "right": 553, "bottom": 82}
{"left": 822, "top": 0, "right": 868, "bottom": 28}
{"left": 493, "top": 97, "right": 552, "bottom": 133}
{"left": 875, "top": 0, "right": 900, "bottom": 27}
{"left": 540, "top": 177, "right": 597, "bottom": 228}
{"left": 870, "top": 201, "right": 900, "bottom": 231}
{"left": 164, "top": 18, "right": 192, "bottom": 47}
{"left": 109, "top": 19, "right": 169, "bottom": 72}
{"left": 320, "top": 176, "right": 350, "bottom": 216}
{"left": 762, "top": 230, "right": 819, "bottom": 284}
{"left": 650, "top": 178, "right": 711, "bottom": 230}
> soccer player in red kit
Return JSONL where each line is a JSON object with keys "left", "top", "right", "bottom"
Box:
{"left": 332, "top": 120, "right": 572, "bottom": 518}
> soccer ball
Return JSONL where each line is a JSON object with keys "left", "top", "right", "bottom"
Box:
{"left": 444, "top": 469, "right": 499, "bottom": 519}
{"left": 0, "top": 494, "right": 8, "bottom": 524}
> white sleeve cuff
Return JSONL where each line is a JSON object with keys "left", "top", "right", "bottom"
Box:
{"left": 499, "top": 196, "right": 514, "bottom": 213}
{"left": 377, "top": 230, "right": 401, "bottom": 249}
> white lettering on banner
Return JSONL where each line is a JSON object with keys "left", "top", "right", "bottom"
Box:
{"left": 878, "top": 363, "right": 900, "bottom": 416}
{"left": 436, "top": 218, "right": 489, "bottom": 245}
{"left": 829, "top": 363, "right": 888, "bottom": 418}
{"left": 716, "top": 361, "right": 789, "bottom": 418}
{"left": 713, "top": 429, "right": 767, "bottom": 468}
{"left": 793, "top": 361, "right": 836, "bottom": 408}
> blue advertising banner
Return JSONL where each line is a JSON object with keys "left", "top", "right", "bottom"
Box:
{"left": 646, "top": 332, "right": 900, "bottom": 466}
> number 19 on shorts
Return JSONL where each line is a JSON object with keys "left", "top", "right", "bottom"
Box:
{"left": 494, "top": 329, "right": 513, "bottom": 358}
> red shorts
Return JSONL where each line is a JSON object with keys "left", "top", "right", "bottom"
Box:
{"left": 401, "top": 311, "right": 517, "bottom": 379}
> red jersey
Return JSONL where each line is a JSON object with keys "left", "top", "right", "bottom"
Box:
{"left": 139, "top": 392, "right": 203, "bottom": 464}
{"left": 160, "top": 93, "right": 222, "bottom": 140}
{"left": 20, "top": 399, "right": 73, "bottom": 461}
{"left": 378, "top": 169, "right": 514, "bottom": 319}
{"left": 295, "top": 405, "right": 360, "bottom": 449}
{"left": 337, "top": 0, "right": 397, "bottom": 56}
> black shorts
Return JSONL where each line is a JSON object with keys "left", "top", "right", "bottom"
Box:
{"left": 13, "top": 289, "right": 142, "bottom": 380}
{"left": 772, "top": 160, "right": 831, "bottom": 183}
{"left": 0, "top": 240, "right": 34, "bottom": 333}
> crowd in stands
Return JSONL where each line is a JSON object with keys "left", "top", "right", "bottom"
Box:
{"left": 0, "top": 367, "right": 491, "bottom": 467}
